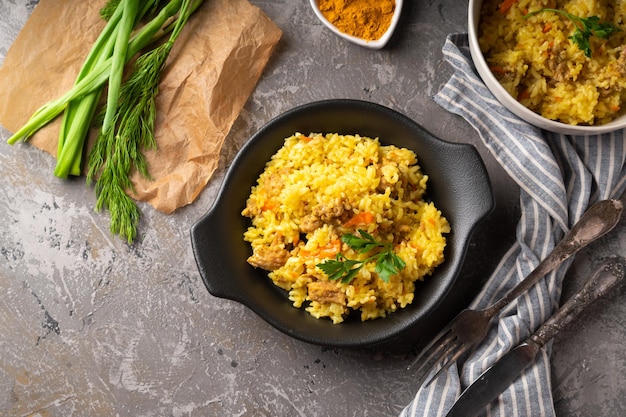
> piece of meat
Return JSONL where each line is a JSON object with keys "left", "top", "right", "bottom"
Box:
{"left": 299, "top": 200, "right": 347, "bottom": 233}
{"left": 263, "top": 171, "right": 286, "bottom": 198}
{"left": 299, "top": 214, "right": 323, "bottom": 233}
{"left": 314, "top": 201, "right": 346, "bottom": 222}
{"left": 241, "top": 197, "right": 260, "bottom": 218}
{"left": 617, "top": 46, "right": 626, "bottom": 75}
{"left": 247, "top": 246, "right": 289, "bottom": 271}
{"left": 247, "top": 235, "right": 289, "bottom": 271}
{"left": 307, "top": 280, "right": 346, "bottom": 305}
{"left": 547, "top": 42, "right": 569, "bottom": 82}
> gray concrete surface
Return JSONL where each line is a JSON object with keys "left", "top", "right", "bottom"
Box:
{"left": 0, "top": 1, "right": 624, "bottom": 416}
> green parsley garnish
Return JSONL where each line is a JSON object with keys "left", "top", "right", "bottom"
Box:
{"left": 316, "top": 229, "right": 406, "bottom": 284}
{"left": 525, "top": 8, "right": 621, "bottom": 58}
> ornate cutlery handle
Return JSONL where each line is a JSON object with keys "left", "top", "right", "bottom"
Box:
{"left": 485, "top": 199, "right": 623, "bottom": 316}
{"left": 530, "top": 257, "right": 626, "bottom": 348}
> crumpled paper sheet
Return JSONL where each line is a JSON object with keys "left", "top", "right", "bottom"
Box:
{"left": 0, "top": 0, "right": 282, "bottom": 213}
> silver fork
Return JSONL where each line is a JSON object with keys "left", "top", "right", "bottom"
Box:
{"left": 407, "top": 198, "right": 624, "bottom": 386}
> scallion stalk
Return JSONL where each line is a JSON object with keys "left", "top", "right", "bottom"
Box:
{"left": 54, "top": 6, "right": 123, "bottom": 179}
{"left": 6, "top": 0, "right": 187, "bottom": 147}
{"left": 6, "top": 0, "right": 205, "bottom": 242}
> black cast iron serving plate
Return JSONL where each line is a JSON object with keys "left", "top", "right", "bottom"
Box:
{"left": 190, "top": 99, "right": 494, "bottom": 347}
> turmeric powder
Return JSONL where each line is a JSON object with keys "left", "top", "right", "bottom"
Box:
{"left": 317, "top": 0, "right": 396, "bottom": 41}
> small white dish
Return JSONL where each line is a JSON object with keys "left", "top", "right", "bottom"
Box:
{"left": 468, "top": 0, "right": 626, "bottom": 135}
{"left": 309, "top": 0, "right": 403, "bottom": 50}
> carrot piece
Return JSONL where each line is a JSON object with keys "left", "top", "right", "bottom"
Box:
{"left": 498, "top": 0, "right": 518, "bottom": 14}
{"left": 262, "top": 201, "right": 276, "bottom": 211}
{"left": 344, "top": 212, "right": 375, "bottom": 227}
{"left": 518, "top": 89, "right": 531, "bottom": 100}
{"left": 319, "top": 239, "right": 341, "bottom": 258}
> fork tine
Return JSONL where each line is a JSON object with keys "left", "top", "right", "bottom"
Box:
{"left": 421, "top": 340, "right": 470, "bottom": 387}
{"left": 422, "top": 357, "right": 456, "bottom": 387}
{"left": 406, "top": 325, "right": 455, "bottom": 373}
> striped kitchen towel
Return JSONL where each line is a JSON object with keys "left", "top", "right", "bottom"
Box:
{"left": 400, "top": 33, "right": 626, "bottom": 417}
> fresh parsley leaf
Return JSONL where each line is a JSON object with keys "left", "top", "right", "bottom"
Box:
{"left": 376, "top": 251, "right": 407, "bottom": 282}
{"left": 317, "top": 255, "right": 362, "bottom": 283}
{"left": 341, "top": 230, "right": 379, "bottom": 253}
{"left": 525, "top": 8, "right": 621, "bottom": 58}
{"left": 569, "top": 28, "right": 592, "bottom": 57}
{"left": 593, "top": 23, "right": 622, "bottom": 39}
{"left": 316, "top": 229, "right": 405, "bottom": 283}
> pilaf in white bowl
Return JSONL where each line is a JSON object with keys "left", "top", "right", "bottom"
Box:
{"left": 469, "top": 0, "right": 626, "bottom": 135}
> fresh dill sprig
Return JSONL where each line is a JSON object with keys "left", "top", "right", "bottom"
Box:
{"left": 6, "top": 0, "right": 207, "bottom": 242}
{"left": 100, "top": 0, "right": 121, "bottom": 21}
{"left": 525, "top": 8, "right": 621, "bottom": 57}
{"left": 317, "top": 229, "right": 406, "bottom": 284}
{"left": 87, "top": 0, "right": 196, "bottom": 243}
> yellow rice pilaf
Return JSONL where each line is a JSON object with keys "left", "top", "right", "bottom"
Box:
{"left": 479, "top": 0, "right": 626, "bottom": 125}
{"left": 242, "top": 133, "right": 450, "bottom": 324}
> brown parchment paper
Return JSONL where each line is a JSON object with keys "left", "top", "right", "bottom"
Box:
{"left": 0, "top": 0, "right": 282, "bottom": 213}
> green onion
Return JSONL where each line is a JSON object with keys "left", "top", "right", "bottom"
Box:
{"left": 54, "top": 2, "right": 123, "bottom": 179}
{"left": 6, "top": 0, "right": 206, "bottom": 242}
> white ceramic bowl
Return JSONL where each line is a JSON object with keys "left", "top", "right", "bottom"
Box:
{"left": 468, "top": 0, "right": 626, "bottom": 135}
{"left": 309, "top": 0, "right": 403, "bottom": 49}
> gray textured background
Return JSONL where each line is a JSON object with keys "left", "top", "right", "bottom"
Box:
{"left": 1, "top": 1, "right": 624, "bottom": 416}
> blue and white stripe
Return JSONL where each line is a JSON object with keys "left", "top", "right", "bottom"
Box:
{"left": 401, "top": 34, "right": 626, "bottom": 417}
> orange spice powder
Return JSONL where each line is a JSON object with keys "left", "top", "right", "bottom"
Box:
{"left": 318, "top": 0, "right": 395, "bottom": 41}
